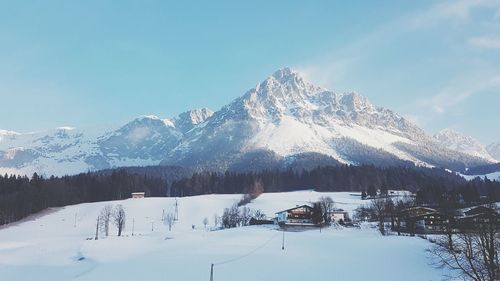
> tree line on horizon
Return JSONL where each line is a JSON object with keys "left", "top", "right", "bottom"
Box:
{"left": 1, "top": 164, "right": 500, "bottom": 226}
{"left": 0, "top": 170, "right": 164, "bottom": 225}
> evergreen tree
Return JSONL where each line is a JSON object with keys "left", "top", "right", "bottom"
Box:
{"left": 367, "top": 185, "right": 377, "bottom": 197}
{"left": 311, "top": 202, "right": 324, "bottom": 225}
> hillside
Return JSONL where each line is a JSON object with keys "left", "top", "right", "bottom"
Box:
{"left": 0, "top": 191, "right": 448, "bottom": 281}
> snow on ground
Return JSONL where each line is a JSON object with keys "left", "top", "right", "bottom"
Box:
{"left": 461, "top": 171, "right": 500, "bottom": 181}
{"left": 246, "top": 115, "right": 421, "bottom": 166}
{"left": 0, "top": 191, "right": 447, "bottom": 281}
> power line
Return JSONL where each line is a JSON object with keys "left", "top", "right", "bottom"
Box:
{"left": 174, "top": 199, "right": 179, "bottom": 221}
{"left": 208, "top": 230, "right": 280, "bottom": 280}
{"left": 213, "top": 231, "right": 279, "bottom": 266}
{"left": 95, "top": 217, "right": 99, "bottom": 240}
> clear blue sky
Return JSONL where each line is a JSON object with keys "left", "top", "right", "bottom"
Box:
{"left": 1, "top": 0, "right": 499, "bottom": 143}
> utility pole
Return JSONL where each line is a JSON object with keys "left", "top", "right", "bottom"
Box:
{"left": 95, "top": 217, "right": 99, "bottom": 240}
{"left": 162, "top": 209, "right": 165, "bottom": 222}
{"left": 74, "top": 212, "right": 77, "bottom": 228}
{"left": 210, "top": 263, "right": 214, "bottom": 281}
{"left": 282, "top": 229, "right": 285, "bottom": 250}
{"left": 132, "top": 218, "right": 135, "bottom": 236}
{"left": 174, "top": 199, "right": 179, "bottom": 221}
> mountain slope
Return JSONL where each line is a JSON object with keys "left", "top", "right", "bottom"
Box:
{"left": 0, "top": 68, "right": 494, "bottom": 176}
{"left": 433, "top": 129, "right": 494, "bottom": 161}
{"left": 161, "top": 68, "right": 491, "bottom": 171}
{"left": 0, "top": 110, "right": 210, "bottom": 176}
{"left": 487, "top": 140, "right": 500, "bottom": 161}
{"left": 173, "top": 108, "right": 214, "bottom": 134}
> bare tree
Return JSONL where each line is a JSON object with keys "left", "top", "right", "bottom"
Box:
{"left": 384, "top": 199, "right": 396, "bottom": 230}
{"left": 203, "top": 217, "right": 209, "bottom": 230}
{"left": 253, "top": 209, "right": 266, "bottom": 220}
{"left": 429, "top": 220, "right": 499, "bottom": 281}
{"left": 112, "top": 204, "right": 126, "bottom": 236}
{"left": 371, "top": 198, "right": 388, "bottom": 235}
{"left": 164, "top": 212, "right": 175, "bottom": 231}
{"left": 318, "top": 196, "right": 336, "bottom": 224}
{"left": 213, "top": 213, "right": 220, "bottom": 229}
{"left": 222, "top": 205, "right": 241, "bottom": 228}
{"left": 99, "top": 204, "right": 113, "bottom": 236}
{"left": 240, "top": 207, "right": 252, "bottom": 226}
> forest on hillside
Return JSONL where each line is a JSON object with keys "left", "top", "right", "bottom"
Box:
{"left": 0, "top": 170, "right": 164, "bottom": 225}
{"left": 1, "top": 165, "right": 500, "bottom": 226}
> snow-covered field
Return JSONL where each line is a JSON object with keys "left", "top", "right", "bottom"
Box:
{"left": 461, "top": 171, "right": 500, "bottom": 181}
{"left": 0, "top": 191, "right": 448, "bottom": 281}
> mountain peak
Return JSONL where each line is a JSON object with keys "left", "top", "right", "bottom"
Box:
{"left": 268, "top": 67, "right": 317, "bottom": 90}
{"left": 271, "top": 67, "right": 296, "bottom": 80}
{"left": 174, "top": 108, "right": 214, "bottom": 133}
{"left": 434, "top": 129, "right": 477, "bottom": 146}
{"left": 56, "top": 126, "right": 76, "bottom": 131}
{"left": 137, "top": 115, "right": 161, "bottom": 121}
{"left": 487, "top": 140, "right": 500, "bottom": 161}
{"left": 435, "top": 128, "right": 462, "bottom": 138}
{"left": 248, "top": 67, "right": 323, "bottom": 103}
{"left": 338, "top": 92, "right": 372, "bottom": 111}
{"left": 130, "top": 115, "right": 175, "bottom": 128}
{"left": 434, "top": 128, "right": 493, "bottom": 160}
{"left": 0, "top": 129, "right": 20, "bottom": 136}
{"left": 183, "top": 108, "right": 214, "bottom": 125}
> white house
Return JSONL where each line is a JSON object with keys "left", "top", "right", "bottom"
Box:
{"left": 131, "top": 192, "right": 145, "bottom": 199}
{"left": 329, "top": 209, "right": 349, "bottom": 222}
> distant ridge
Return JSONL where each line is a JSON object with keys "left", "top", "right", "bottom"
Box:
{"left": 0, "top": 68, "right": 494, "bottom": 176}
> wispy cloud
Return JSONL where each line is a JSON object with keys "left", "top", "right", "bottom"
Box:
{"left": 419, "top": 89, "right": 473, "bottom": 114}
{"left": 468, "top": 36, "right": 500, "bottom": 49}
{"left": 296, "top": 0, "right": 500, "bottom": 138}
{"left": 401, "top": 74, "right": 500, "bottom": 131}
{"left": 491, "top": 75, "right": 500, "bottom": 85}
{"left": 412, "top": 0, "right": 500, "bottom": 27}
{"left": 295, "top": 58, "right": 358, "bottom": 91}
{"left": 418, "top": 75, "right": 500, "bottom": 114}
{"left": 298, "top": 0, "right": 500, "bottom": 89}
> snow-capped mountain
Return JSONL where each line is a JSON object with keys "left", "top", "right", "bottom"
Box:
{"left": 433, "top": 129, "right": 494, "bottom": 161}
{"left": 487, "top": 141, "right": 500, "bottom": 161}
{"left": 173, "top": 108, "right": 214, "bottom": 133}
{"left": 0, "top": 110, "right": 210, "bottom": 176}
{"left": 161, "top": 68, "right": 492, "bottom": 172}
{"left": 0, "top": 68, "right": 494, "bottom": 176}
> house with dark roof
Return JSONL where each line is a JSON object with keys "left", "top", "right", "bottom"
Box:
{"left": 396, "top": 207, "right": 452, "bottom": 234}
{"left": 275, "top": 205, "right": 315, "bottom": 226}
{"left": 457, "top": 206, "right": 499, "bottom": 230}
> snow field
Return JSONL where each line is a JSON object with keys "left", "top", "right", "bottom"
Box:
{"left": 0, "top": 191, "right": 448, "bottom": 281}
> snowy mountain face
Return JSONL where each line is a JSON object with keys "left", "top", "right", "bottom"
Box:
{"left": 161, "top": 68, "right": 492, "bottom": 171}
{"left": 96, "top": 116, "right": 182, "bottom": 167}
{"left": 0, "top": 110, "right": 211, "bottom": 176}
{"left": 173, "top": 108, "right": 214, "bottom": 133}
{"left": 487, "top": 141, "right": 500, "bottom": 161}
{"left": 0, "top": 68, "right": 494, "bottom": 176}
{"left": 433, "top": 129, "right": 494, "bottom": 161}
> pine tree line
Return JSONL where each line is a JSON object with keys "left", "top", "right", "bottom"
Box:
{"left": 170, "top": 165, "right": 467, "bottom": 196}
{"left": 0, "top": 170, "right": 164, "bottom": 225}
{"left": 1, "top": 164, "right": 499, "bottom": 226}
